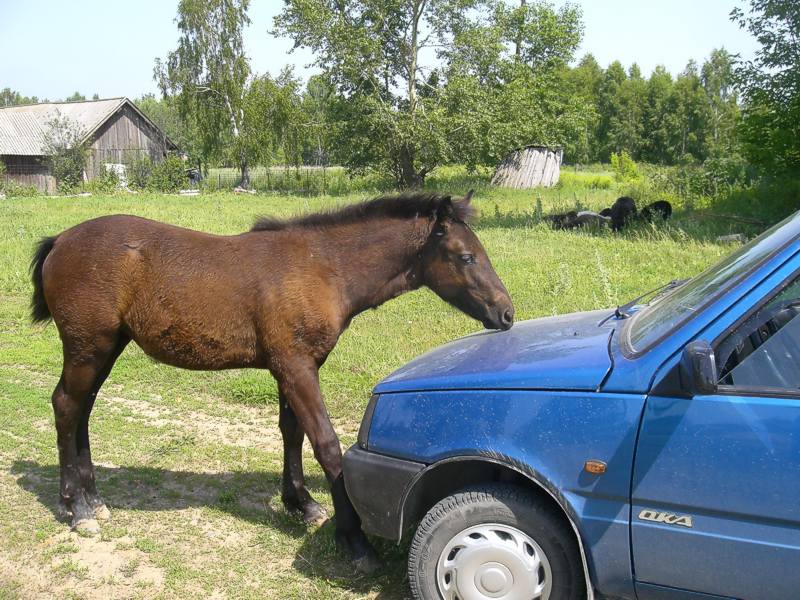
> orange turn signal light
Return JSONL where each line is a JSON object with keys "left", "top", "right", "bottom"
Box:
{"left": 584, "top": 460, "right": 607, "bottom": 475}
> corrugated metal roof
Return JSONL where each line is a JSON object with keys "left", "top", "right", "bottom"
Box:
{"left": 0, "top": 98, "right": 127, "bottom": 156}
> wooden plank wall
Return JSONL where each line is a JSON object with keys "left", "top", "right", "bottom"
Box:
{"left": 1, "top": 155, "right": 56, "bottom": 193}
{"left": 87, "top": 105, "right": 172, "bottom": 177}
{"left": 491, "top": 147, "right": 563, "bottom": 189}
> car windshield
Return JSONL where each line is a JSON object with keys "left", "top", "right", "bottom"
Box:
{"left": 623, "top": 212, "right": 800, "bottom": 355}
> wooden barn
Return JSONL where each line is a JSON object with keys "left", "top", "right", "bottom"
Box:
{"left": 0, "top": 97, "right": 177, "bottom": 193}
{"left": 491, "top": 144, "right": 563, "bottom": 188}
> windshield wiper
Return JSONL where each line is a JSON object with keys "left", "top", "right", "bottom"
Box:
{"left": 615, "top": 279, "right": 688, "bottom": 319}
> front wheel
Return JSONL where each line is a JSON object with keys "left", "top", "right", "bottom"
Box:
{"left": 408, "top": 485, "right": 585, "bottom": 600}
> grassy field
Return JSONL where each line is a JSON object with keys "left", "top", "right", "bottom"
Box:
{"left": 0, "top": 181, "right": 773, "bottom": 599}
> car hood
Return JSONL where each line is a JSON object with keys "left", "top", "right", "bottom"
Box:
{"left": 375, "top": 309, "right": 616, "bottom": 393}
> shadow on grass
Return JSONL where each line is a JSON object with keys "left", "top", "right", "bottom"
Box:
{"left": 291, "top": 521, "right": 411, "bottom": 599}
{"left": 11, "top": 460, "right": 310, "bottom": 535}
{"left": 11, "top": 460, "right": 411, "bottom": 598}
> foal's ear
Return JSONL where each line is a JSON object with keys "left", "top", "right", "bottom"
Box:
{"left": 453, "top": 189, "right": 476, "bottom": 223}
{"left": 434, "top": 196, "right": 454, "bottom": 236}
{"left": 436, "top": 195, "right": 454, "bottom": 220}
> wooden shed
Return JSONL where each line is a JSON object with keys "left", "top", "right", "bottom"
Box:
{"left": 491, "top": 145, "right": 563, "bottom": 189}
{"left": 0, "top": 97, "right": 177, "bottom": 193}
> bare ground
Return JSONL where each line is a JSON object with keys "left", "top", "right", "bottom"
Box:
{"left": 0, "top": 363, "right": 390, "bottom": 600}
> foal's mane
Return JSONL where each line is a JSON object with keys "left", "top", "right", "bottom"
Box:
{"left": 250, "top": 192, "right": 473, "bottom": 232}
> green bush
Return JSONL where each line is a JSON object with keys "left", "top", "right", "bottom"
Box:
{"left": 41, "top": 113, "right": 88, "bottom": 194}
{"left": 147, "top": 155, "right": 188, "bottom": 193}
{"left": 126, "top": 155, "right": 153, "bottom": 190}
{"left": 85, "top": 164, "right": 120, "bottom": 194}
{"left": 0, "top": 178, "right": 39, "bottom": 197}
{"left": 720, "top": 177, "right": 800, "bottom": 223}
{"left": 610, "top": 151, "right": 640, "bottom": 182}
{"left": 52, "top": 153, "right": 87, "bottom": 193}
{"left": 701, "top": 152, "right": 753, "bottom": 196}
{"left": 637, "top": 161, "right": 751, "bottom": 203}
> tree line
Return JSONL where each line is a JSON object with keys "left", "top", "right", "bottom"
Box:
{"left": 3, "top": 0, "right": 797, "bottom": 189}
{"left": 565, "top": 51, "right": 740, "bottom": 167}
{"left": 0, "top": 90, "right": 100, "bottom": 106}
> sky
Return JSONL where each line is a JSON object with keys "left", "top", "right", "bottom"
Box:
{"left": 0, "top": 0, "right": 760, "bottom": 102}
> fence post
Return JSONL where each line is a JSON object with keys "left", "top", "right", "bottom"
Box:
{"left": 267, "top": 170, "right": 270, "bottom": 190}
{"left": 218, "top": 173, "right": 221, "bottom": 191}
{"left": 322, "top": 166, "right": 326, "bottom": 195}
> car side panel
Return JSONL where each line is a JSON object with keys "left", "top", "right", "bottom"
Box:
{"left": 367, "top": 390, "right": 646, "bottom": 599}
{"left": 636, "top": 581, "right": 735, "bottom": 600}
{"left": 632, "top": 394, "right": 800, "bottom": 599}
{"left": 631, "top": 251, "right": 800, "bottom": 599}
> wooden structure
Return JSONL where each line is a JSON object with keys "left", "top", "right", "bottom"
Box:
{"left": 0, "top": 98, "right": 177, "bottom": 193}
{"left": 491, "top": 145, "right": 563, "bottom": 189}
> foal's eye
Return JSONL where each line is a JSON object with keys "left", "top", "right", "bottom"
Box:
{"left": 460, "top": 254, "right": 476, "bottom": 264}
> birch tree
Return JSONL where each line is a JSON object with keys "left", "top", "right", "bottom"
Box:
{"left": 732, "top": 0, "right": 800, "bottom": 176}
{"left": 155, "top": 0, "right": 253, "bottom": 186}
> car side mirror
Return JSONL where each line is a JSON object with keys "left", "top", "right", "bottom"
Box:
{"left": 680, "top": 340, "right": 718, "bottom": 396}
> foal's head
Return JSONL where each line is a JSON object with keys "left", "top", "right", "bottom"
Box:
{"left": 421, "top": 192, "right": 514, "bottom": 330}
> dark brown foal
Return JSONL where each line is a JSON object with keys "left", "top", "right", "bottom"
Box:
{"left": 30, "top": 191, "right": 514, "bottom": 571}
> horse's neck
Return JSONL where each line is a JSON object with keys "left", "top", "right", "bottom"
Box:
{"left": 328, "top": 218, "right": 429, "bottom": 321}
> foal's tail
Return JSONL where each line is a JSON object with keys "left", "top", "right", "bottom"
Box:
{"left": 30, "top": 235, "right": 58, "bottom": 323}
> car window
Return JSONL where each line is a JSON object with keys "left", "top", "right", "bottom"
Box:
{"left": 717, "top": 276, "right": 800, "bottom": 393}
{"left": 623, "top": 212, "right": 800, "bottom": 356}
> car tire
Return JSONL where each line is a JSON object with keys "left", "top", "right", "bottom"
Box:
{"left": 408, "top": 484, "right": 586, "bottom": 600}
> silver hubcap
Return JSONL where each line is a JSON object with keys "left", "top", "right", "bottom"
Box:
{"left": 436, "top": 523, "right": 552, "bottom": 600}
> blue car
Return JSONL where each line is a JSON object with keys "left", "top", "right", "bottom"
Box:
{"left": 343, "top": 212, "right": 800, "bottom": 600}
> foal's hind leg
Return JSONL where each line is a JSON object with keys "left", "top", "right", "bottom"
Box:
{"left": 76, "top": 336, "right": 129, "bottom": 521}
{"left": 279, "top": 393, "right": 327, "bottom": 525}
{"left": 53, "top": 368, "right": 102, "bottom": 534}
{"left": 52, "top": 336, "right": 119, "bottom": 534}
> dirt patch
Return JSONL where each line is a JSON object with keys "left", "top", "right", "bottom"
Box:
{"left": 188, "top": 506, "right": 250, "bottom": 549}
{"left": 0, "top": 531, "right": 164, "bottom": 600}
{"left": 105, "top": 395, "right": 283, "bottom": 453}
{"left": 0, "top": 429, "right": 28, "bottom": 444}
{"left": 6, "top": 365, "right": 357, "bottom": 454}
{"left": 4, "top": 362, "right": 363, "bottom": 497}
{"left": 4, "top": 364, "right": 57, "bottom": 389}
{"left": 5, "top": 364, "right": 285, "bottom": 453}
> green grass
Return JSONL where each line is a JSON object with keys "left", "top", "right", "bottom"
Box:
{"left": 0, "top": 180, "right": 776, "bottom": 598}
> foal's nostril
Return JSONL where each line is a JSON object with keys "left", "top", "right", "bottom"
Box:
{"left": 501, "top": 308, "right": 514, "bottom": 329}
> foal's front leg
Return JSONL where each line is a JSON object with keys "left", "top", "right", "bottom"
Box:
{"left": 278, "top": 392, "right": 327, "bottom": 524}
{"left": 274, "top": 357, "right": 379, "bottom": 573}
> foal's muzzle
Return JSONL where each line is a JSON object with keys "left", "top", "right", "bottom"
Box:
{"left": 484, "top": 302, "right": 514, "bottom": 331}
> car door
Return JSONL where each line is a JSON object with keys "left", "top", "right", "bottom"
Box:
{"left": 630, "top": 273, "right": 800, "bottom": 599}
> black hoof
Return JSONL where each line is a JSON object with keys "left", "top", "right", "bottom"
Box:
{"left": 335, "top": 530, "right": 381, "bottom": 574}
{"left": 61, "top": 492, "right": 98, "bottom": 534}
{"left": 283, "top": 496, "right": 328, "bottom": 526}
{"left": 57, "top": 501, "right": 71, "bottom": 520}
{"left": 72, "top": 516, "right": 101, "bottom": 536}
{"left": 93, "top": 503, "right": 112, "bottom": 521}
{"left": 302, "top": 502, "right": 328, "bottom": 526}
{"left": 352, "top": 549, "right": 381, "bottom": 574}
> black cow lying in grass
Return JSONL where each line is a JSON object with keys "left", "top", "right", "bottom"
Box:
{"left": 548, "top": 197, "right": 672, "bottom": 231}
{"left": 544, "top": 210, "right": 611, "bottom": 229}
{"left": 641, "top": 199, "right": 673, "bottom": 222}
{"left": 607, "top": 196, "right": 672, "bottom": 231}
